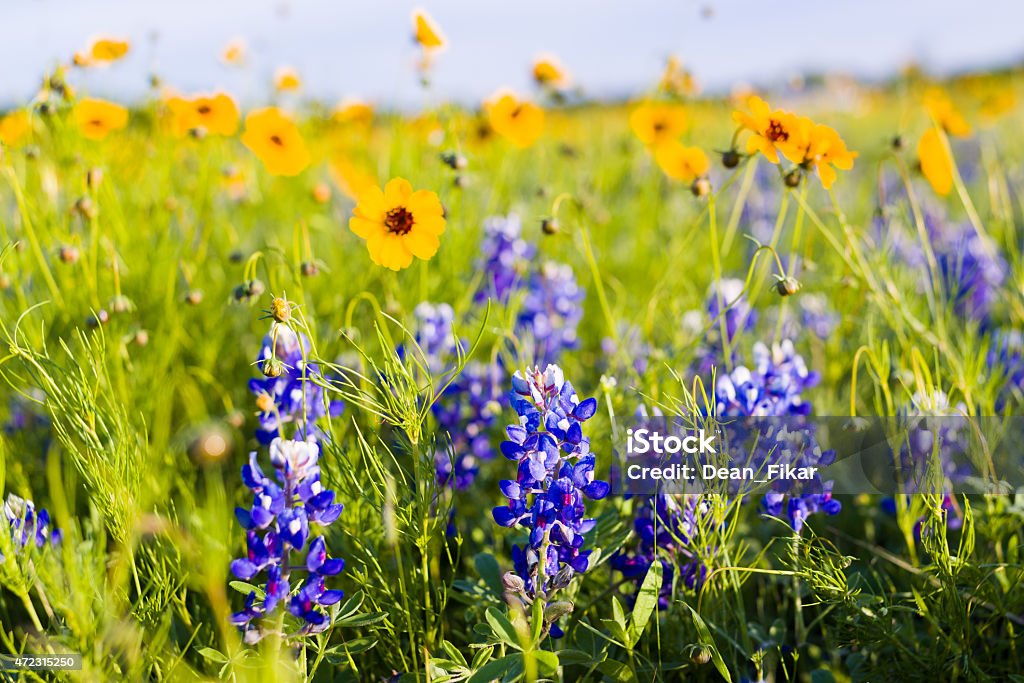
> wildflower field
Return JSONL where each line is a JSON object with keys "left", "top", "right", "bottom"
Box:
{"left": 1, "top": 12, "right": 1024, "bottom": 683}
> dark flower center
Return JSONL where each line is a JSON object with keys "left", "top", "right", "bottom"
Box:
{"left": 653, "top": 119, "right": 666, "bottom": 133}
{"left": 766, "top": 119, "right": 789, "bottom": 142}
{"left": 269, "top": 134, "right": 284, "bottom": 147}
{"left": 197, "top": 105, "right": 212, "bottom": 115}
{"left": 511, "top": 105, "right": 524, "bottom": 119}
{"left": 385, "top": 206, "right": 415, "bottom": 235}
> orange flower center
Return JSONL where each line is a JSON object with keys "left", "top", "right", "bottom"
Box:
{"left": 385, "top": 206, "right": 415, "bottom": 235}
{"left": 766, "top": 119, "right": 789, "bottom": 142}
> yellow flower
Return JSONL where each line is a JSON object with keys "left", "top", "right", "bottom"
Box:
{"left": 274, "top": 67, "right": 302, "bottom": 92}
{"left": 412, "top": 9, "right": 446, "bottom": 50}
{"left": 653, "top": 141, "right": 709, "bottom": 182}
{"left": 658, "top": 56, "right": 699, "bottom": 97}
{"left": 732, "top": 95, "right": 799, "bottom": 164}
{"left": 791, "top": 120, "right": 857, "bottom": 189}
{"left": 0, "top": 110, "right": 31, "bottom": 147}
{"left": 222, "top": 39, "right": 246, "bottom": 66}
{"left": 333, "top": 99, "right": 374, "bottom": 126}
{"left": 167, "top": 92, "right": 239, "bottom": 137}
{"left": 979, "top": 88, "right": 1016, "bottom": 122}
{"left": 73, "top": 98, "right": 129, "bottom": 140}
{"left": 917, "top": 127, "right": 954, "bottom": 196}
{"left": 74, "top": 36, "right": 130, "bottom": 66}
{"left": 349, "top": 178, "right": 446, "bottom": 271}
{"left": 629, "top": 103, "right": 688, "bottom": 147}
{"left": 241, "top": 107, "right": 310, "bottom": 176}
{"left": 328, "top": 155, "right": 378, "bottom": 201}
{"left": 532, "top": 55, "right": 570, "bottom": 89}
{"left": 485, "top": 90, "right": 544, "bottom": 149}
{"left": 924, "top": 88, "right": 971, "bottom": 137}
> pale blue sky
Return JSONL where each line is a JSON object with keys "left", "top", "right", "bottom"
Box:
{"left": 1, "top": 0, "right": 1021, "bottom": 107}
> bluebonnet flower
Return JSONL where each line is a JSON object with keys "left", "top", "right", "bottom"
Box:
{"left": 492, "top": 365, "right": 609, "bottom": 597}
{"left": 230, "top": 438, "right": 344, "bottom": 642}
{"left": 3, "top": 494, "right": 62, "bottom": 562}
{"left": 249, "top": 325, "right": 343, "bottom": 445}
{"left": 412, "top": 302, "right": 460, "bottom": 372}
{"left": 714, "top": 341, "right": 840, "bottom": 533}
{"left": 611, "top": 494, "right": 717, "bottom": 610}
{"left": 988, "top": 330, "right": 1024, "bottom": 409}
{"left": 690, "top": 279, "right": 757, "bottom": 375}
{"left": 475, "top": 214, "right": 534, "bottom": 305}
{"left": 517, "top": 262, "right": 584, "bottom": 365}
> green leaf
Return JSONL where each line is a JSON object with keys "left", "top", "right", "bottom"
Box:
{"left": 531, "top": 650, "right": 559, "bottom": 676}
{"left": 468, "top": 654, "right": 522, "bottom": 683}
{"left": 441, "top": 640, "right": 468, "bottom": 667}
{"left": 325, "top": 637, "right": 378, "bottom": 662}
{"left": 683, "top": 603, "right": 732, "bottom": 683}
{"left": 470, "top": 645, "right": 494, "bottom": 670}
{"left": 228, "top": 581, "right": 262, "bottom": 597}
{"left": 334, "top": 611, "right": 388, "bottom": 628}
{"left": 485, "top": 607, "right": 523, "bottom": 650}
{"left": 629, "top": 559, "right": 662, "bottom": 646}
{"left": 475, "top": 552, "right": 505, "bottom": 597}
{"left": 810, "top": 670, "right": 837, "bottom": 683}
{"left": 597, "top": 658, "right": 637, "bottom": 682}
{"left": 197, "top": 647, "right": 227, "bottom": 664}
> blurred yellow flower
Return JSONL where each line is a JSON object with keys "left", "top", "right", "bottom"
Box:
{"left": 73, "top": 98, "right": 129, "bottom": 140}
{"left": 333, "top": 99, "right": 374, "bottom": 126}
{"left": 924, "top": 88, "right": 971, "bottom": 137}
{"left": 349, "top": 178, "right": 446, "bottom": 271}
{"left": 917, "top": 127, "right": 954, "bottom": 196}
{"left": 167, "top": 92, "right": 240, "bottom": 137}
{"left": 732, "top": 95, "right": 798, "bottom": 164}
{"left": 0, "top": 110, "right": 31, "bottom": 147}
{"left": 658, "top": 56, "right": 699, "bottom": 97}
{"left": 241, "top": 108, "right": 310, "bottom": 176}
{"left": 788, "top": 119, "right": 857, "bottom": 189}
{"left": 274, "top": 67, "right": 302, "bottom": 92}
{"left": 74, "top": 36, "right": 130, "bottom": 67}
{"left": 653, "top": 141, "right": 709, "bottom": 182}
{"left": 412, "top": 9, "right": 446, "bottom": 50}
{"left": 979, "top": 89, "right": 1016, "bottom": 122}
{"left": 329, "top": 156, "right": 378, "bottom": 201}
{"left": 630, "top": 103, "right": 687, "bottom": 147}
{"left": 222, "top": 39, "right": 246, "bottom": 66}
{"left": 485, "top": 91, "right": 544, "bottom": 149}
{"left": 532, "top": 55, "right": 570, "bottom": 89}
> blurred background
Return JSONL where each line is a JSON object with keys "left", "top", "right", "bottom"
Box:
{"left": 1, "top": 0, "right": 1022, "bottom": 106}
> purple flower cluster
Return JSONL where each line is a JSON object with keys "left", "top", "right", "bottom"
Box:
{"left": 475, "top": 214, "right": 535, "bottom": 305}
{"left": 231, "top": 438, "right": 345, "bottom": 642}
{"left": 474, "top": 214, "right": 584, "bottom": 365}
{"left": 517, "top": 262, "right": 584, "bottom": 365}
{"left": 492, "top": 365, "right": 609, "bottom": 595}
{"left": 611, "top": 495, "right": 716, "bottom": 610}
{"left": 715, "top": 341, "right": 840, "bottom": 532}
{"left": 2, "top": 494, "right": 62, "bottom": 564}
{"left": 249, "top": 326, "right": 343, "bottom": 445}
{"left": 926, "top": 214, "right": 1006, "bottom": 324}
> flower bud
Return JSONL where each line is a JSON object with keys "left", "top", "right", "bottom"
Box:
{"left": 783, "top": 169, "right": 802, "bottom": 188}
{"left": 58, "top": 245, "right": 80, "bottom": 263}
{"left": 185, "top": 289, "right": 204, "bottom": 306}
{"left": 452, "top": 174, "right": 469, "bottom": 189}
{"left": 721, "top": 149, "right": 741, "bottom": 169}
{"left": 189, "top": 426, "right": 232, "bottom": 464}
{"left": 188, "top": 126, "right": 208, "bottom": 140}
{"left": 133, "top": 329, "right": 150, "bottom": 346}
{"left": 86, "top": 309, "right": 110, "bottom": 328}
{"left": 0, "top": 272, "right": 10, "bottom": 290}
{"left": 541, "top": 217, "right": 560, "bottom": 235}
{"left": 891, "top": 135, "right": 904, "bottom": 151}
{"left": 270, "top": 297, "right": 292, "bottom": 323}
{"left": 690, "top": 646, "right": 711, "bottom": 665}
{"left": 549, "top": 564, "right": 574, "bottom": 590}
{"left": 440, "top": 151, "right": 467, "bottom": 170}
{"left": 691, "top": 177, "right": 712, "bottom": 198}
{"left": 543, "top": 601, "right": 574, "bottom": 623}
{"left": 74, "top": 196, "right": 97, "bottom": 219}
{"left": 775, "top": 276, "right": 801, "bottom": 297}
{"left": 86, "top": 167, "right": 104, "bottom": 190}
{"left": 501, "top": 571, "right": 526, "bottom": 594}
{"left": 312, "top": 182, "right": 331, "bottom": 203}
{"left": 262, "top": 357, "right": 285, "bottom": 378}
{"left": 301, "top": 260, "right": 320, "bottom": 277}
